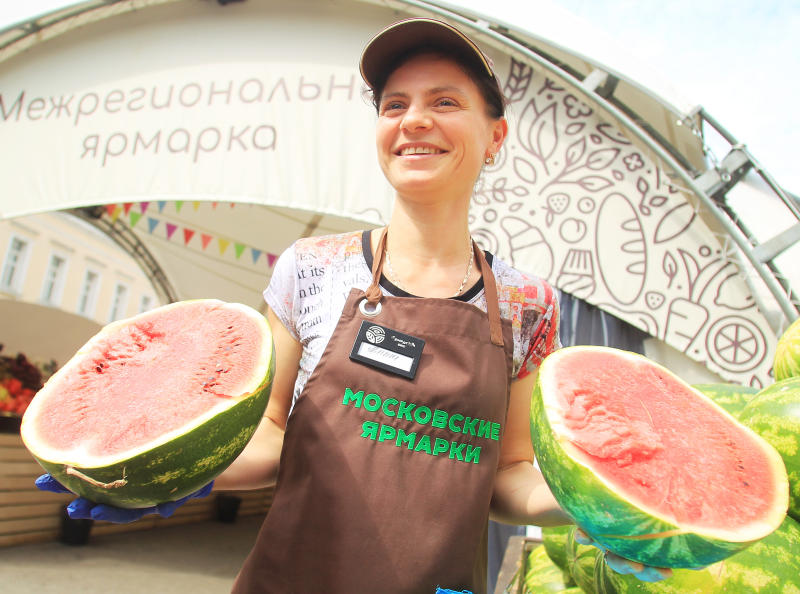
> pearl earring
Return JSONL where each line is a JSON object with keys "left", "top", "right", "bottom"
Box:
{"left": 485, "top": 153, "right": 495, "bottom": 165}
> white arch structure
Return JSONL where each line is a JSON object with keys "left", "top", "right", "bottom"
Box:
{"left": 1, "top": 0, "right": 797, "bottom": 387}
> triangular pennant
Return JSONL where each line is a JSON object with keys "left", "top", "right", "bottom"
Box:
{"left": 183, "top": 228, "right": 195, "bottom": 245}
{"left": 218, "top": 238, "right": 230, "bottom": 255}
{"left": 251, "top": 248, "right": 262, "bottom": 264}
{"left": 201, "top": 233, "right": 213, "bottom": 250}
{"left": 193, "top": 201, "right": 201, "bottom": 211}
{"left": 147, "top": 217, "right": 159, "bottom": 234}
{"left": 129, "top": 212, "right": 142, "bottom": 228}
{"left": 140, "top": 202, "right": 150, "bottom": 214}
{"left": 267, "top": 253, "right": 278, "bottom": 267}
{"left": 158, "top": 201, "right": 166, "bottom": 212}
{"left": 123, "top": 203, "right": 133, "bottom": 215}
{"left": 212, "top": 202, "right": 218, "bottom": 209}
{"left": 175, "top": 201, "right": 184, "bottom": 213}
{"left": 230, "top": 203, "right": 236, "bottom": 208}
{"left": 166, "top": 223, "right": 178, "bottom": 240}
{"left": 105, "top": 204, "right": 116, "bottom": 216}
{"left": 110, "top": 206, "right": 122, "bottom": 224}
{"left": 234, "top": 243, "right": 246, "bottom": 259}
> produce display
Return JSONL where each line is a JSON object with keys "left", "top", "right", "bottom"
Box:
{"left": 738, "top": 377, "right": 800, "bottom": 522}
{"left": 594, "top": 515, "right": 800, "bottom": 593}
{"left": 773, "top": 317, "right": 800, "bottom": 381}
{"left": 565, "top": 526, "right": 598, "bottom": 593}
{"left": 529, "top": 346, "right": 789, "bottom": 568}
{"left": 21, "top": 299, "right": 274, "bottom": 508}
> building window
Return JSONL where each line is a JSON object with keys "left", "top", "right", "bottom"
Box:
{"left": 139, "top": 294, "right": 153, "bottom": 313}
{"left": 78, "top": 269, "right": 100, "bottom": 317}
{"left": 41, "top": 253, "right": 67, "bottom": 305}
{"left": 109, "top": 283, "right": 129, "bottom": 322}
{"left": 1, "top": 236, "right": 30, "bottom": 294}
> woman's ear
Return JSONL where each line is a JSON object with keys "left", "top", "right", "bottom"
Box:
{"left": 489, "top": 117, "right": 508, "bottom": 156}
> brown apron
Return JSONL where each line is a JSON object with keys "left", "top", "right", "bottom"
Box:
{"left": 232, "top": 230, "right": 514, "bottom": 594}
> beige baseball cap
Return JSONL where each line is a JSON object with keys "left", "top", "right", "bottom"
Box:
{"left": 359, "top": 17, "right": 498, "bottom": 91}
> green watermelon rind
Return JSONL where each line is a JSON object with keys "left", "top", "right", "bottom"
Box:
{"left": 594, "top": 515, "right": 800, "bottom": 594}
{"left": 22, "top": 300, "right": 275, "bottom": 508}
{"left": 530, "top": 346, "right": 787, "bottom": 568}
{"left": 774, "top": 318, "right": 800, "bottom": 382}
{"left": 692, "top": 383, "right": 759, "bottom": 418}
{"left": 542, "top": 524, "right": 573, "bottom": 573}
{"left": 524, "top": 544, "right": 574, "bottom": 592}
{"left": 738, "top": 377, "right": 800, "bottom": 523}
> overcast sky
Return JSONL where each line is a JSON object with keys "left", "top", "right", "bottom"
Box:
{"left": 3, "top": 0, "right": 798, "bottom": 192}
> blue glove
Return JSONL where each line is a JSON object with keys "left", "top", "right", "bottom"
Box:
{"left": 574, "top": 527, "right": 673, "bottom": 582}
{"left": 35, "top": 473, "right": 214, "bottom": 524}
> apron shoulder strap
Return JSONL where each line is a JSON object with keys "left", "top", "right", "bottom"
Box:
{"left": 366, "top": 228, "right": 505, "bottom": 348}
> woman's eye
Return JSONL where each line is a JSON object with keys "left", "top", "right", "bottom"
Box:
{"left": 382, "top": 101, "right": 404, "bottom": 113}
{"left": 436, "top": 98, "right": 457, "bottom": 107}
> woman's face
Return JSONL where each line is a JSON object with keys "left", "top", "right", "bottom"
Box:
{"left": 375, "top": 53, "right": 506, "bottom": 201}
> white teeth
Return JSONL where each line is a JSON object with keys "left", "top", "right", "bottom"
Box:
{"left": 400, "top": 146, "right": 442, "bottom": 156}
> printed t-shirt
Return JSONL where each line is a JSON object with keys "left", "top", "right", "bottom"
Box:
{"left": 264, "top": 230, "right": 561, "bottom": 412}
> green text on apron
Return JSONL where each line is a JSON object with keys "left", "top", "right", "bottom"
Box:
{"left": 233, "top": 230, "right": 514, "bottom": 594}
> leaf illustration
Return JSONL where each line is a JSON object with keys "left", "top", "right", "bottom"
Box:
{"left": 662, "top": 252, "right": 678, "bottom": 288}
{"left": 533, "top": 102, "right": 559, "bottom": 162}
{"left": 654, "top": 203, "right": 697, "bottom": 244}
{"left": 513, "top": 157, "right": 537, "bottom": 184}
{"left": 678, "top": 248, "right": 701, "bottom": 298}
{"left": 576, "top": 175, "right": 613, "bottom": 192}
{"left": 504, "top": 58, "right": 533, "bottom": 103}
{"left": 512, "top": 185, "right": 529, "bottom": 197}
{"left": 491, "top": 177, "right": 509, "bottom": 203}
{"left": 565, "top": 137, "right": 587, "bottom": 168}
{"left": 565, "top": 122, "right": 585, "bottom": 135}
{"left": 649, "top": 195, "right": 668, "bottom": 208}
{"left": 585, "top": 147, "right": 620, "bottom": 170}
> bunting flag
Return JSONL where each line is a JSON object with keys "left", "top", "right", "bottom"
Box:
{"left": 100, "top": 202, "right": 279, "bottom": 268}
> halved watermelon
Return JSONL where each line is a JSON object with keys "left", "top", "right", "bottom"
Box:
{"left": 530, "top": 346, "right": 789, "bottom": 568}
{"left": 774, "top": 317, "right": 800, "bottom": 382}
{"left": 21, "top": 300, "right": 274, "bottom": 508}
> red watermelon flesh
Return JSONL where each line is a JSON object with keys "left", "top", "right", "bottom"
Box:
{"left": 32, "top": 301, "right": 265, "bottom": 460}
{"left": 547, "top": 348, "right": 786, "bottom": 542}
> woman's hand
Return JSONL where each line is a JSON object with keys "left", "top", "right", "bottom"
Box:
{"left": 574, "top": 527, "right": 673, "bottom": 582}
{"left": 35, "top": 474, "right": 214, "bottom": 523}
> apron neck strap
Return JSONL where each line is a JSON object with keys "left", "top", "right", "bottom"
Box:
{"left": 367, "top": 227, "right": 505, "bottom": 347}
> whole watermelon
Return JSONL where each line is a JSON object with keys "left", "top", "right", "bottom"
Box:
{"left": 565, "top": 525, "right": 598, "bottom": 593}
{"left": 692, "top": 383, "right": 759, "bottom": 418}
{"left": 738, "top": 376, "right": 800, "bottom": 522}
{"left": 530, "top": 346, "right": 789, "bottom": 568}
{"left": 774, "top": 317, "right": 800, "bottom": 381}
{"left": 594, "top": 515, "right": 800, "bottom": 593}
{"left": 525, "top": 543, "right": 576, "bottom": 592}
{"left": 542, "top": 524, "right": 574, "bottom": 573}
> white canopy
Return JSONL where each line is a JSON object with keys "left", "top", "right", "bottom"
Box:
{"left": 1, "top": 0, "right": 797, "bottom": 388}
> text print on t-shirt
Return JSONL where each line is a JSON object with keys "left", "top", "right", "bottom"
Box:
{"left": 341, "top": 387, "right": 501, "bottom": 464}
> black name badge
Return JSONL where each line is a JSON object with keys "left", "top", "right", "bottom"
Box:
{"left": 349, "top": 320, "right": 425, "bottom": 380}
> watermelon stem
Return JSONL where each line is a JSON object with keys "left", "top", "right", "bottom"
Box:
{"left": 66, "top": 466, "right": 128, "bottom": 489}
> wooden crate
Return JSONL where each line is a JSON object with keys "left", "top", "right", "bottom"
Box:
{"left": 0, "top": 431, "right": 273, "bottom": 547}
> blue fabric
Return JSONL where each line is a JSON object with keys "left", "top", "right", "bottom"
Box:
{"left": 574, "top": 528, "right": 671, "bottom": 583}
{"left": 435, "top": 589, "right": 472, "bottom": 593}
{"left": 35, "top": 473, "right": 213, "bottom": 524}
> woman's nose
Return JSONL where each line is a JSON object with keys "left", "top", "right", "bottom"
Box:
{"left": 401, "top": 104, "right": 432, "bottom": 132}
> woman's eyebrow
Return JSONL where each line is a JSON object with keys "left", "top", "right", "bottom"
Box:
{"left": 382, "top": 86, "right": 466, "bottom": 99}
